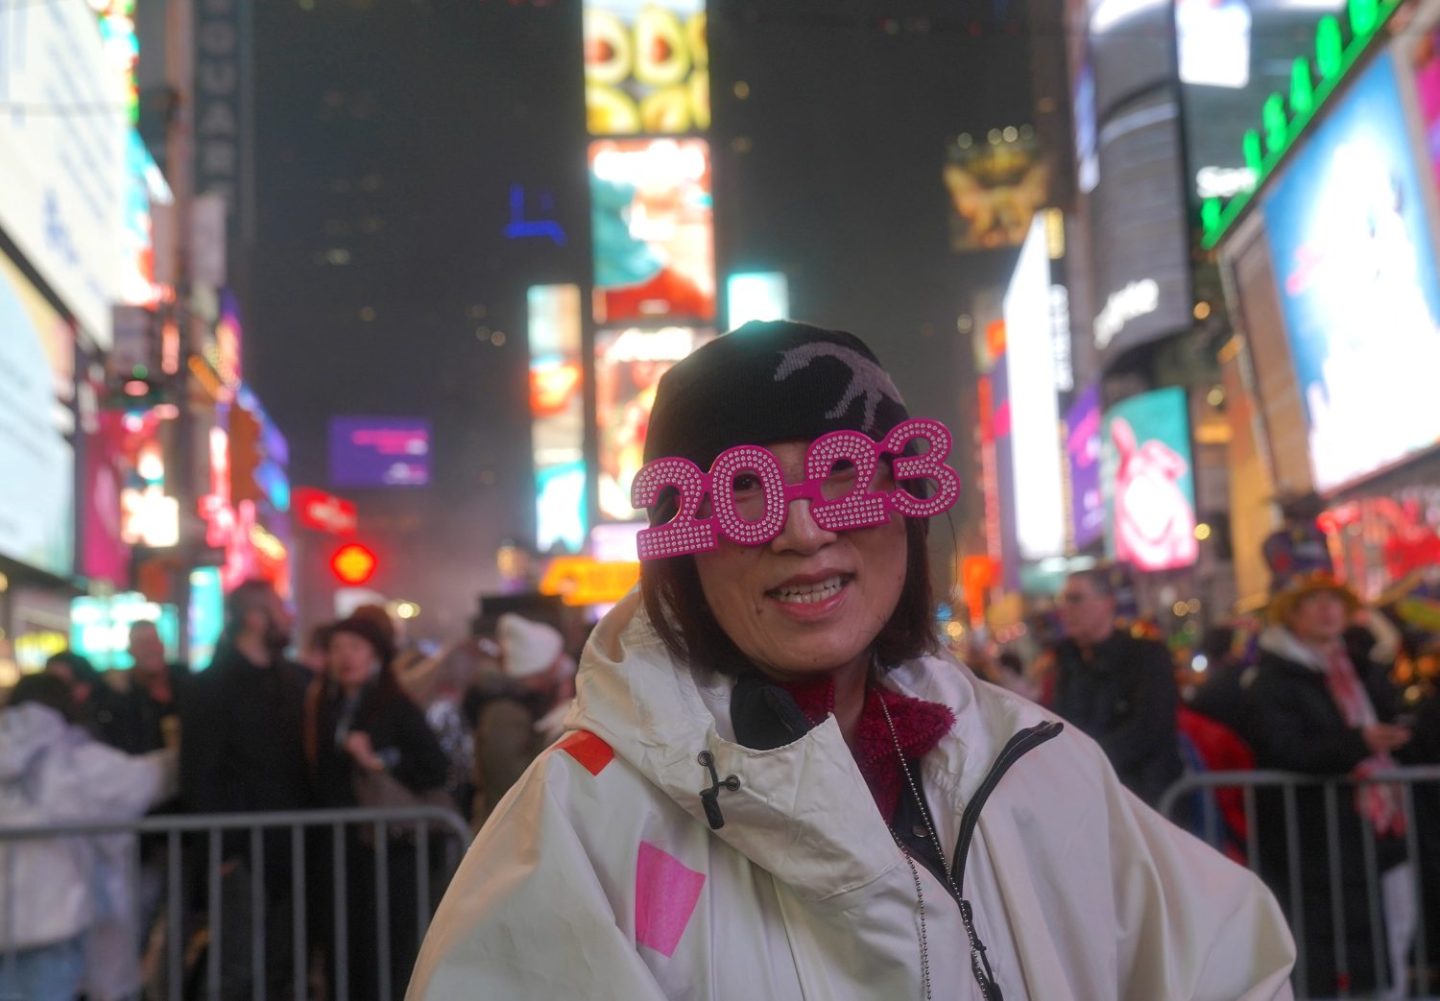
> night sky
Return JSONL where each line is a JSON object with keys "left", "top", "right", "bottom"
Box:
{"left": 248, "top": 0, "right": 1034, "bottom": 636}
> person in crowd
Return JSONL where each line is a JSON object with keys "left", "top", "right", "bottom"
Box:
{"left": 0, "top": 673, "right": 177, "bottom": 1001}
{"left": 1185, "top": 624, "right": 1248, "bottom": 733}
{"left": 1048, "top": 567, "right": 1184, "bottom": 807}
{"left": 302, "top": 613, "right": 449, "bottom": 1001}
{"left": 465, "top": 613, "right": 572, "bottom": 828}
{"left": 44, "top": 650, "right": 125, "bottom": 744}
{"left": 299, "top": 622, "right": 336, "bottom": 677}
{"left": 1242, "top": 572, "right": 1413, "bottom": 997}
{"left": 180, "top": 579, "right": 311, "bottom": 1000}
{"left": 105, "top": 621, "right": 189, "bottom": 757}
{"left": 104, "top": 621, "right": 190, "bottom": 990}
{"left": 410, "top": 320, "right": 1294, "bottom": 999}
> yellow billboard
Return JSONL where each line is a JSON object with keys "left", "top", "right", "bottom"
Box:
{"left": 584, "top": 1, "right": 708, "bottom": 135}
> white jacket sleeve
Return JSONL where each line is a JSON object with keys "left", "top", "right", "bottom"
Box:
{"left": 1110, "top": 781, "right": 1296, "bottom": 1001}
{"left": 407, "top": 758, "right": 669, "bottom": 1001}
{"left": 60, "top": 744, "right": 176, "bottom": 823}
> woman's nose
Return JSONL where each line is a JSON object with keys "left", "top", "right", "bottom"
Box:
{"left": 769, "top": 497, "right": 838, "bottom": 555}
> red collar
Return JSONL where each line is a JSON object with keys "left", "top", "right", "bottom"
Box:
{"left": 779, "top": 676, "right": 955, "bottom": 821}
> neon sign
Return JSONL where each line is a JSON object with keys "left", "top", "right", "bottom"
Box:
{"left": 1199, "top": 0, "right": 1404, "bottom": 249}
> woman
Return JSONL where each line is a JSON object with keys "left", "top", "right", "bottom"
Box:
{"left": 1242, "top": 573, "right": 1413, "bottom": 997}
{"left": 303, "top": 614, "right": 449, "bottom": 1001}
{"left": 411, "top": 321, "right": 1295, "bottom": 999}
{"left": 0, "top": 673, "right": 177, "bottom": 1001}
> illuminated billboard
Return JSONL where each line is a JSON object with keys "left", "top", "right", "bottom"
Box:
{"left": 595, "top": 326, "right": 711, "bottom": 521}
{"left": 1102, "top": 387, "right": 1198, "bottom": 573}
{"left": 1263, "top": 52, "right": 1440, "bottom": 495}
{"left": 0, "top": 253, "right": 76, "bottom": 578}
{"left": 590, "top": 138, "right": 716, "bottom": 325}
{"left": 942, "top": 130, "right": 1050, "bottom": 252}
{"left": 71, "top": 593, "right": 180, "bottom": 672}
{"left": 1002, "top": 217, "right": 1066, "bottom": 561}
{"left": 583, "top": 0, "right": 708, "bottom": 136}
{"left": 1090, "top": 91, "right": 1193, "bottom": 369}
{"left": 329, "top": 418, "right": 432, "bottom": 488}
{"left": 1065, "top": 385, "right": 1105, "bottom": 550}
{"left": 0, "top": 1, "right": 126, "bottom": 345}
{"left": 529, "top": 284, "right": 587, "bottom": 552}
{"left": 726, "top": 272, "right": 790, "bottom": 327}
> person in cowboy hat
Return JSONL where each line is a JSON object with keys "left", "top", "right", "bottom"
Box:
{"left": 1242, "top": 571, "right": 1413, "bottom": 996}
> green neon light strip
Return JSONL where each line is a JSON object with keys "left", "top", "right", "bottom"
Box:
{"left": 1199, "top": 0, "right": 1403, "bottom": 250}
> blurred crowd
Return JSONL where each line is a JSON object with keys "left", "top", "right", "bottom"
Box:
{"left": 967, "top": 562, "right": 1440, "bottom": 998}
{"left": 10, "top": 548, "right": 1440, "bottom": 998}
{"left": 0, "top": 580, "right": 581, "bottom": 1001}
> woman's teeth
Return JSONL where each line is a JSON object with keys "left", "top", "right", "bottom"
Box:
{"left": 770, "top": 576, "right": 847, "bottom": 604}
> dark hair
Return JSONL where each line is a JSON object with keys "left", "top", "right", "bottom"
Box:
{"left": 9, "top": 673, "right": 78, "bottom": 723}
{"left": 225, "top": 578, "right": 277, "bottom": 637}
{"left": 45, "top": 651, "right": 101, "bottom": 690}
{"left": 308, "top": 623, "right": 337, "bottom": 652}
{"left": 324, "top": 616, "right": 407, "bottom": 723}
{"left": 1066, "top": 566, "right": 1117, "bottom": 600}
{"left": 641, "top": 517, "right": 935, "bottom": 676}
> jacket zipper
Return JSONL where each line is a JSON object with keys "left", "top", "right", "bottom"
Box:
{"left": 950, "top": 720, "right": 1064, "bottom": 895}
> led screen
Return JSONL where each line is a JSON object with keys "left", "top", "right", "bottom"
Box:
{"left": 590, "top": 138, "right": 716, "bottom": 325}
{"left": 1066, "top": 384, "right": 1105, "bottom": 549}
{"left": 1102, "top": 387, "right": 1198, "bottom": 572}
{"left": 595, "top": 326, "right": 711, "bottom": 521}
{"left": 329, "top": 418, "right": 432, "bottom": 489}
{"left": 583, "top": 0, "right": 708, "bottom": 136}
{"left": 529, "top": 284, "right": 587, "bottom": 552}
{"left": 1262, "top": 52, "right": 1440, "bottom": 494}
{"left": 188, "top": 567, "right": 225, "bottom": 671}
{"left": 1003, "top": 217, "right": 1066, "bottom": 560}
{"left": 0, "top": 1, "right": 126, "bottom": 345}
{"left": 1410, "top": 26, "right": 1440, "bottom": 206}
{"left": 725, "top": 272, "right": 790, "bottom": 327}
{"left": 71, "top": 593, "right": 180, "bottom": 672}
{"left": 0, "top": 253, "right": 75, "bottom": 577}
{"left": 1089, "top": 91, "right": 1193, "bottom": 370}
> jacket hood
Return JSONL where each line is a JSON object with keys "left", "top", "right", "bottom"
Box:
{"left": 563, "top": 592, "right": 1054, "bottom": 901}
{"left": 1257, "top": 625, "right": 1328, "bottom": 673}
{"left": 0, "top": 703, "right": 71, "bottom": 782}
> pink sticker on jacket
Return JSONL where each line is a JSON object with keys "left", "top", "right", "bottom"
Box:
{"left": 634, "top": 841, "right": 706, "bottom": 957}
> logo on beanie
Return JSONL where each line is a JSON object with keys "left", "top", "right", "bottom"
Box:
{"left": 773, "top": 344, "right": 905, "bottom": 435}
{"left": 630, "top": 417, "right": 961, "bottom": 559}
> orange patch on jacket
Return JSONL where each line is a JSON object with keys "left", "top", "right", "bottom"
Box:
{"left": 557, "top": 730, "right": 615, "bottom": 776}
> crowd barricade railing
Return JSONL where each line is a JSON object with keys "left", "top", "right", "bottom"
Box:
{"left": 0, "top": 806, "right": 471, "bottom": 1001}
{"left": 1159, "top": 765, "right": 1440, "bottom": 1001}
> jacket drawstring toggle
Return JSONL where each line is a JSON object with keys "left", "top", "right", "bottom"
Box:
{"left": 697, "top": 750, "right": 741, "bottom": 830}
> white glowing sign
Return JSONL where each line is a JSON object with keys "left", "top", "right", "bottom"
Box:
{"left": 1094, "top": 279, "right": 1160, "bottom": 350}
{"left": 1004, "top": 218, "right": 1067, "bottom": 561}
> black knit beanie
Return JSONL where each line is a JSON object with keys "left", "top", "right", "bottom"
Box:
{"left": 644, "top": 320, "right": 910, "bottom": 475}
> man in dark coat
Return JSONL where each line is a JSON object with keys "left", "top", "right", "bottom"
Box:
{"left": 1049, "top": 567, "right": 1183, "bottom": 807}
{"left": 181, "top": 579, "right": 311, "bottom": 1000}
{"left": 106, "top": 621, "right": 189, "bottom": 757}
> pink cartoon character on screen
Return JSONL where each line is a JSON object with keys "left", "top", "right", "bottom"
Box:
{"left": 1110, "top": 417, "right": 1198, "bottom": 572}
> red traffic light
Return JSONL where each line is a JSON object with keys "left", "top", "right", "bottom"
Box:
{"left": 331, "top": 543, "right": 377, "bottom": 586}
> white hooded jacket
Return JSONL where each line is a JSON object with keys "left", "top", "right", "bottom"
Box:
{"left": 0, "top": 701, "right": 175, "bottom": 994}
{"left": 410, "top": 593, "right": 1295, "bottom": 999}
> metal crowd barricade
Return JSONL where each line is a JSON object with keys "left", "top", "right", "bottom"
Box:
{"left": 0, "top": 806, "right": 471, "bottom": 1001}
{"left": 1159, "top": 765, "right": 1440, "bottom": 1001}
